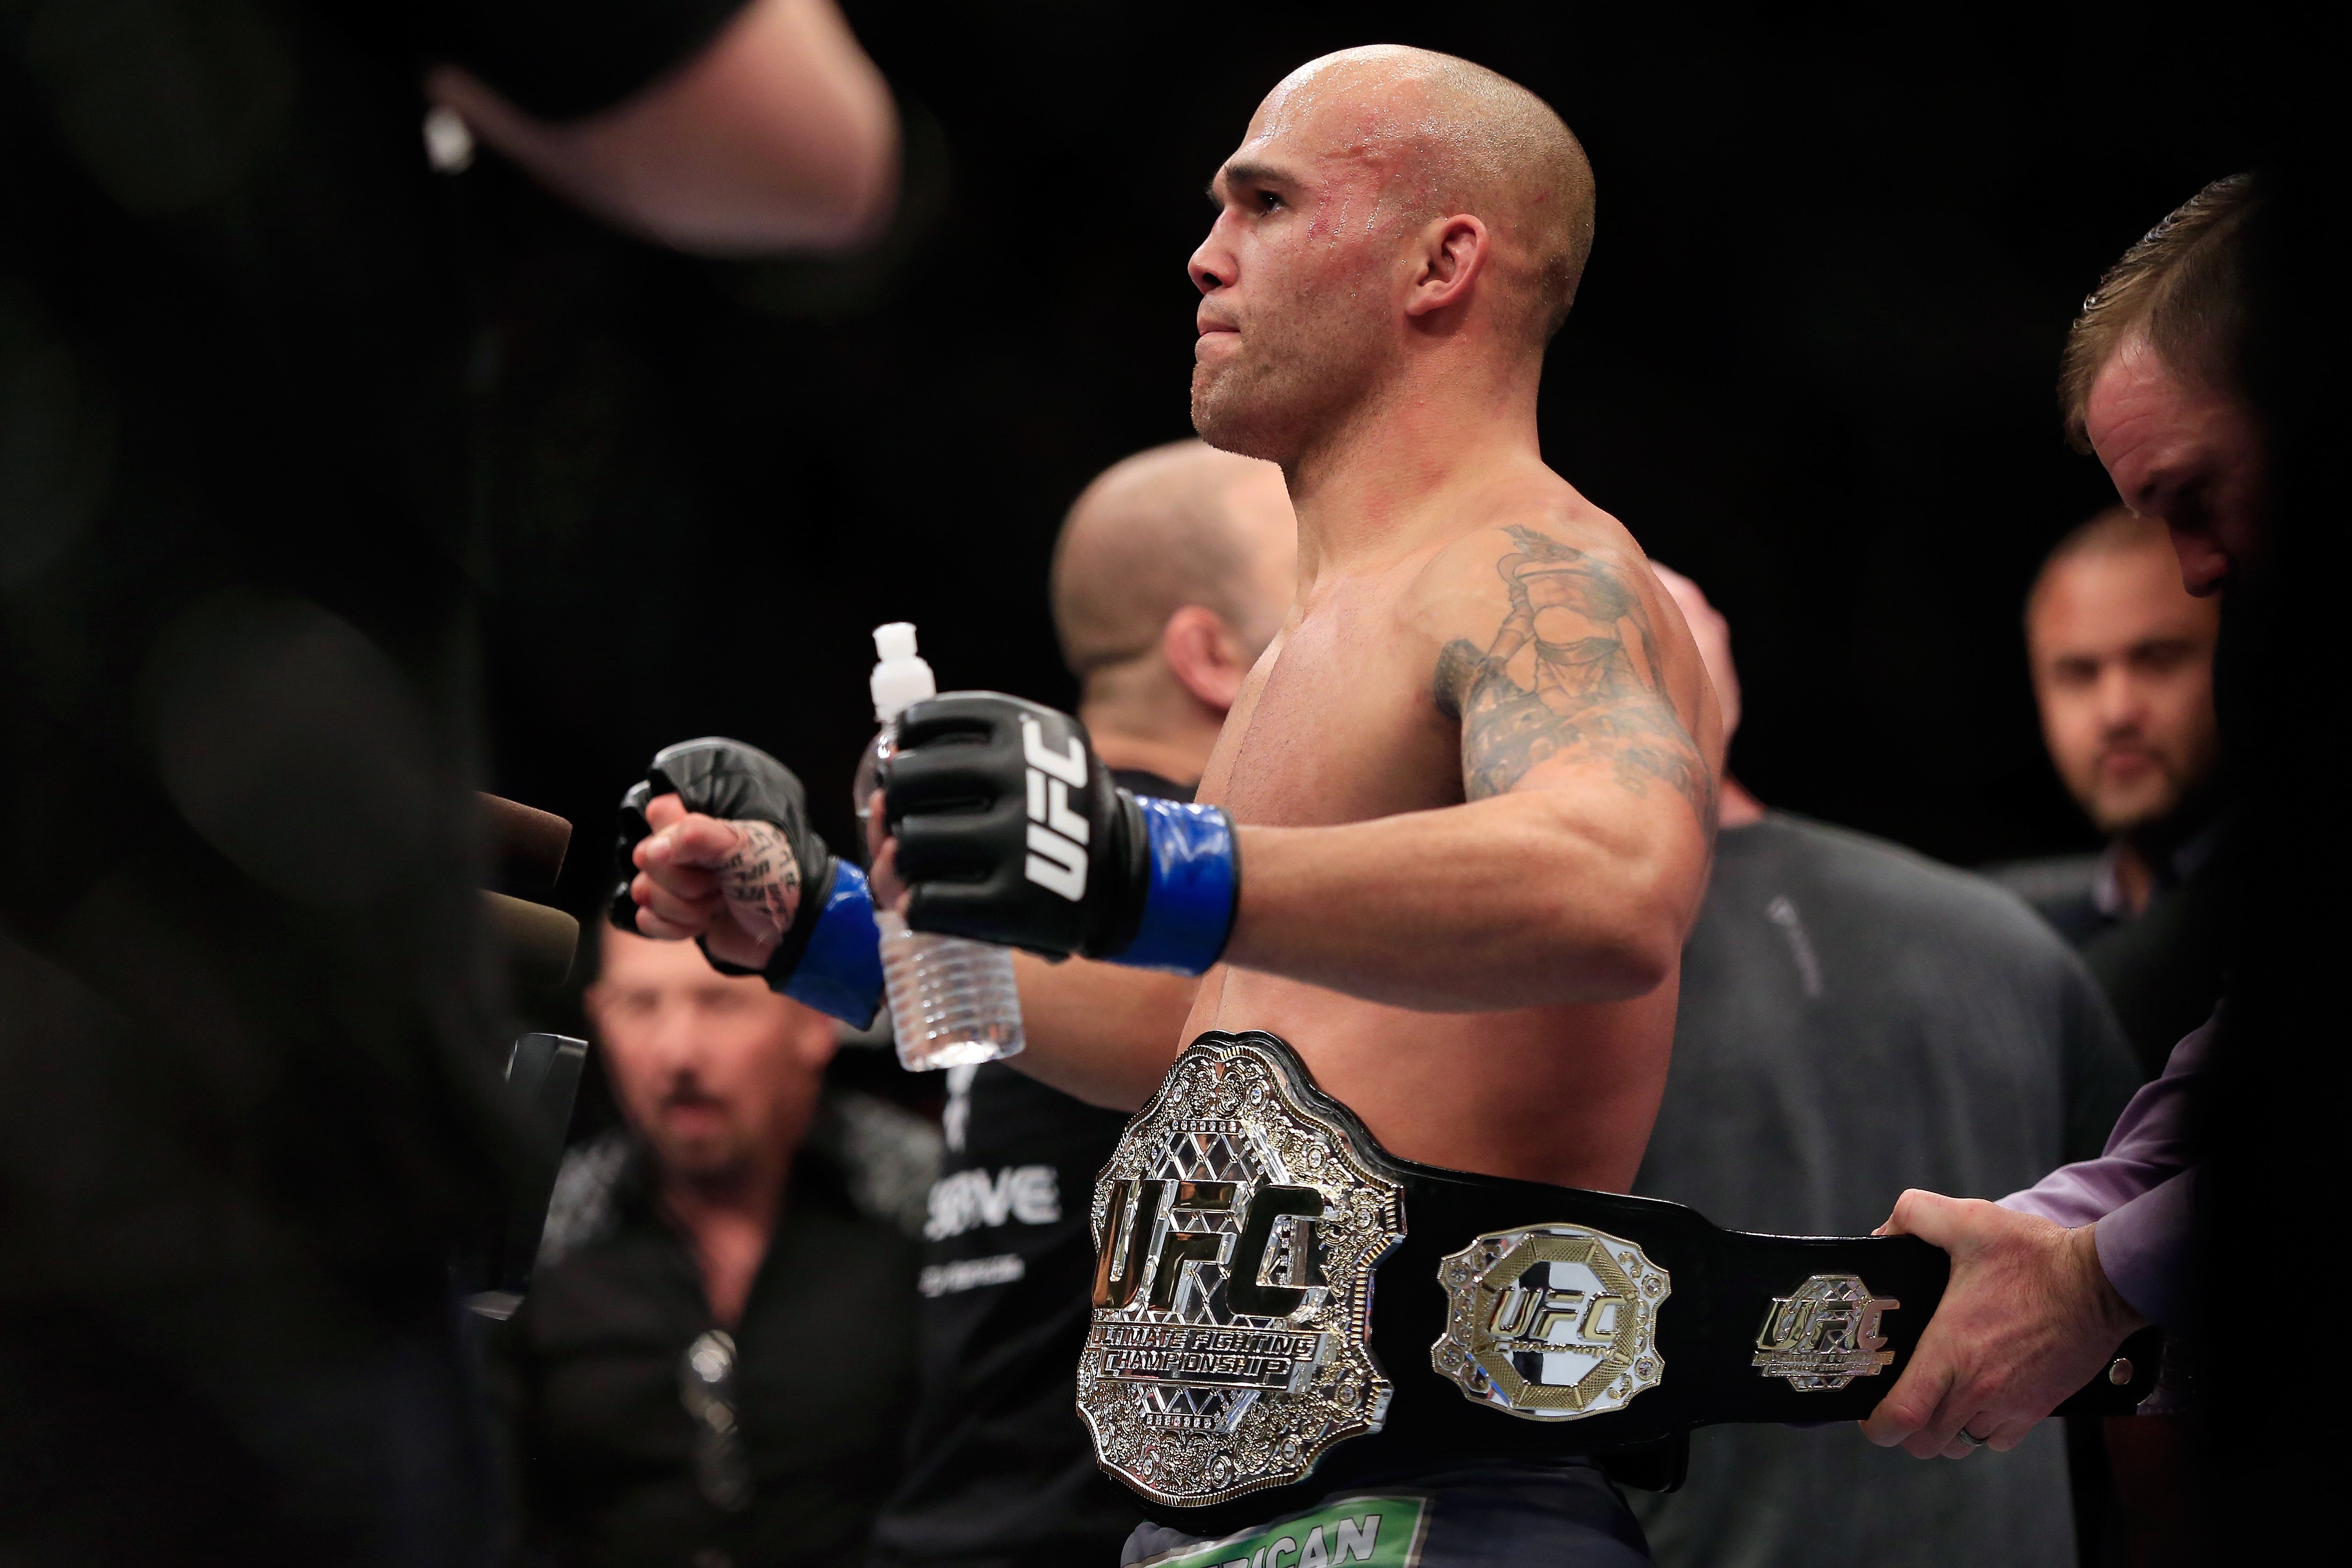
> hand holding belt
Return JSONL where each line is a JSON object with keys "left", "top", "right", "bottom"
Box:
{"left": 1079, "top": 1032, "right": 2161, "bottom": 1533}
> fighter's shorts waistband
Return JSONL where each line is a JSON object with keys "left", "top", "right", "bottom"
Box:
{"left": 1078, "top": 1031, "right": 2160, "bottom": 1535}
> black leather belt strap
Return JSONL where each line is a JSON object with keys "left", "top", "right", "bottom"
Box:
{"left": 1077, "top": 1031, "right": 2161, "bottom": 1535}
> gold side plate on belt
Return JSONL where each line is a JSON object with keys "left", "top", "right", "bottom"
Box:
{"left": 1431, "top": 1224, "right": 1670, "bottom": 1420}
{"left": 1077, "top": 1035, "right": 1405, "bottom": 1508}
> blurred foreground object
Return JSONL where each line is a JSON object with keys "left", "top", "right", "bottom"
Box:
{"left": 480, "top": 790, "right": 581, "bottom": 993}
{"left": 1629, "top": 568, "right": 2141, "bottom": 1568}
{"left": 462, "top": 1031, "right": 590, "bottom": 1321}
{"left": 0, "top": 0, "right": 895, "bottom": 1560}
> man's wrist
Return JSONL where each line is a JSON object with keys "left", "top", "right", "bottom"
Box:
{"left": 1100, "top": 795, "right": 1239, "bottom": 974}
{"left": 773, "top": 860, "right": 884, "bottom": 1028}
{"left": 2067, "top": 1222, "right": 2150, "bottom": 1339}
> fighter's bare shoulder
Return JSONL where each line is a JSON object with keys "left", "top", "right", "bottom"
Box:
{"left": 1406, "top": 485, "right": 1716, "bottom": 820}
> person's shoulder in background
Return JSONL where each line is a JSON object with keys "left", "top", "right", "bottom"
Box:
{"left": 1722, "top": 812, "right": 2143, "bottom": 1161}
{"left": 1980, "top": 851, "right": 2109, "bottom": 946}
{"left": 1729, "top": 813, "right": 2101, "bottom": 963}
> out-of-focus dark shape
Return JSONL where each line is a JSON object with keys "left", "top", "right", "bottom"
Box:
{"left": 1629, "top": 567, "right": 2141, "bottom": 1568}
{"left": 479, "top": 789, "right": 572, "bottom": 896}
{"left": 482, "top": 889, "right": 581, "bottom": 993}
{"left": 145, "top": 593, "right": 439, "bottom": 905}
{"left": 465, "top": 1031, "right": 591, "bottom": 1321}
{"left": 2202, "top": 163, "right": 2342, "bottom": 1564}
{"left": 0, "top": 0, "right": 897, "bottom": 1560}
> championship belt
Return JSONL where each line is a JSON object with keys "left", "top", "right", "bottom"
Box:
{"left": 1078, "top": 1032, "right": 2160, "bottom": 1531}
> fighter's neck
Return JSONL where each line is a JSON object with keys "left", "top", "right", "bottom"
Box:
{"left": 1283, "top": 375, "right": 1546, "bottom": 569}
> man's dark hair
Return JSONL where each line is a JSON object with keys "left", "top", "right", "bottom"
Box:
{"left": 2060, "top": 173, "right": 2264, "bottom": 450}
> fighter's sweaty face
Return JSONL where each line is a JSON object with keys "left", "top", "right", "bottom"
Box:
{"left": 1187, "top": 65, "right": 1425, "bottom": 461}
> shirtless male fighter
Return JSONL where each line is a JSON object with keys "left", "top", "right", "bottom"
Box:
{"left": 621, "top": 47, "right": 1720, "bottom": 1565}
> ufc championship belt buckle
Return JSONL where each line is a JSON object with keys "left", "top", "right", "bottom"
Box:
{"left": 1083, "top": 1032, "right": 2164, "bottom": 1522}
{"left": 1078, "top": 1035, "right": 1405, "bottom": 1508}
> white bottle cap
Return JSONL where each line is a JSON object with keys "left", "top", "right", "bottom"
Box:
{"left": 870, "top": 621, "right": 937, "bottom": 720}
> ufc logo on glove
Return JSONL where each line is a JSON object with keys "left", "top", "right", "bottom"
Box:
{"left": 1023, "top": 717, "right": 1093, "bottom": 900}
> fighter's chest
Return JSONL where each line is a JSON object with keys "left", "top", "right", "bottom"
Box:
{"left": 1200, "top": 601, "right": 1460, "bottom": 826}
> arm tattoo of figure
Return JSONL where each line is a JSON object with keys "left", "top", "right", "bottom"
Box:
{"left": 1434, "top": 526, "right": 1715, "bottom": 822}
{"left": 720, "top": 819, "right": 803, "bottom": 943}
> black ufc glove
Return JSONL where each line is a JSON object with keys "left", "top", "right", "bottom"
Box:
{"left": 883, "top": 693, "right": 1239, "bottom": 973}
{"left": 610, "top": 738, "right": 882, "bottom": 1026}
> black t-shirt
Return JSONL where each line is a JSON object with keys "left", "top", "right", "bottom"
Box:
{"left": 492, "top": 1141, "right": 919, "bottom": 1568}
{"left": 867, "top": 770, "right": 1188, "bottom": 1566}
{"left": 0, "top": 4, "right": 743, "bottom": 1560}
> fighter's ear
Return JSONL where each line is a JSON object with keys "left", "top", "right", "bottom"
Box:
{"left": 1404, "top": 213, "right": 1489, "bottom": 319}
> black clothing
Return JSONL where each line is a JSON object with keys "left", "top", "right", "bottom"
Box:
{"left": 1986, "top": 822, "right": 2234, "bottom": 1077}
{"left": 0, "top": 3, "right": 744, "bottom": 1561}
{"left": 867, "top": 770, "right": 1188, "bottom": 1567}
{"left": 1630, "top": 815, "right": 2141, "bottom": 1568}
{"left": 2079, "top": 839, "right": 2234, "bottom": 1080}
{"left": 1983, "top": 852, "right": 2109, "bottom": 946}
{"left": 493, "top": 1136, "right": 918, "bottom": 1568}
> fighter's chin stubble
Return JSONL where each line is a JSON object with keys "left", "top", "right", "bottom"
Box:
{"left": 1190, "top": 353, "right": 1288, "bottom": 462}
{"left": 1191, "top": 327, "right": 1371, "bottom": 464}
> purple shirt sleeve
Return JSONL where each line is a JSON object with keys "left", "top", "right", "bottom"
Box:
{"left": 2000, "top": 1013, "right": 2212, "bottom": 1329}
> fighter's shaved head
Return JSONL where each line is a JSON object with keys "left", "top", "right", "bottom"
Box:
{"left": 1052, "top": 441, "right": 1293, "bottom": 679}
{"left": 1256, "top": 45, "right": 1595, "bottom": 343}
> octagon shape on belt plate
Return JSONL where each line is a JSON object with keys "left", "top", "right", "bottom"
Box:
{"left": 1431, "top": 1223, "right": 1670, "bottom": 1421}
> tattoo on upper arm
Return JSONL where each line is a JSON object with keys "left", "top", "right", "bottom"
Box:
{"left": 1434, "top": 526, "right": 1715, "bottom": 823}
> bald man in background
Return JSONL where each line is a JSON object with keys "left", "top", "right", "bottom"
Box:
{"left": 868, "top": 442, "right": 1294, "bottom": 1568}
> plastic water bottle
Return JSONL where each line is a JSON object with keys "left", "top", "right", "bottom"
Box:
{"left": 853, "top": 622, "right": 1026, "bottom": 1072}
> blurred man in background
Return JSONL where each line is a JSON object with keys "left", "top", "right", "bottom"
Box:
{"left": 1628, "top": 567, "right": 2141, "bottom": 1568}
{"left": 0, "top": 1, "right": 893, "bottom": 1559}
{"left": 1992, "top": 510, "right": 2227, "bottom": 1076}
{"left": 869, "top": 439, "right": 1294, "bottom": 1568}
{"left": 494, "top": 925, "right": 922, "bottom": 1568}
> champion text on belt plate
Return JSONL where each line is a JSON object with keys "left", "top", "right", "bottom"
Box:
{"left": 1079, "top": 1035, "right": 1405, "bottom": 1508}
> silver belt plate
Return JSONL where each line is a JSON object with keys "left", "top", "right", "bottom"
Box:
{"left": 1077, "top": 1035, "right": 1405, "bottom": 1508}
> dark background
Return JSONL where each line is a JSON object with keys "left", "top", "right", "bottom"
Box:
{"left": 465, "top": 4, "right": 2278, "bottom": 964}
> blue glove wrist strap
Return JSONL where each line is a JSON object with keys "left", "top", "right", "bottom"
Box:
{"left": 781, "top": 861, "right": 885, "bottom": 1028}
{"left": 1117, "top": 797, "right": 1239, "bottom": 975}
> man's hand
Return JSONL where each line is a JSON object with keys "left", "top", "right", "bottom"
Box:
{"left": 608, "top": 738, "right": 885, "bottom": 1028}
{"left": 630, "top": 794, "right": 801, "bottom": 970}
{"left": 610, "top": 736, "right": 839, "bottom": 968}
{"left": 879, "top": 692, "right": 1238, "bottom": 973}
{"left": 1861, "top": 1190, "right": 2149, "bottom": 1458}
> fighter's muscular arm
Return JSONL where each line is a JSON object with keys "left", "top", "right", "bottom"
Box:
{"left": 1220, "top": 523, "right": 1717, "bottom": 1011}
